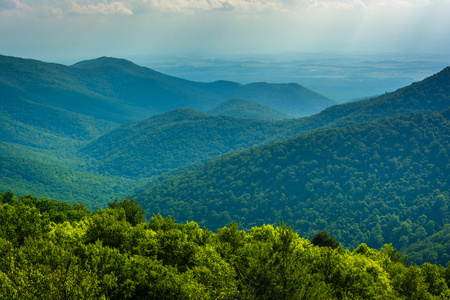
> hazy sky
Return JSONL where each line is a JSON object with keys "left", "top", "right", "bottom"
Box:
{"left": 1, "top": 0, "right": 450, "bottom": 62}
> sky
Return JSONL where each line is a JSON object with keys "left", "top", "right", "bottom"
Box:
{"left": 1, "top": 0, "right": 450, "bottom": 63}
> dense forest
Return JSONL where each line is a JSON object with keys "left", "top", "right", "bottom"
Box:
{"left": 0, "top": 55, "right": 336, "bottom": 207}
{"left": 80, "top": 108, "right": 304, "bottom": 177}
{"left": 208, "top": 98, "right": 292, "bottom": 121}
{"left": 1, "top": 55, "right": 450, "bottom": 283}
{"left": 1, "top": 191, "right": 449, "bottom": 299}
{"left": 0, "top": 156, "right": 141, "bottom": 210}
{"left": 81, "top": 67, "right": 450, "bottom": 179}
{"left": 137, "top": 111, "right": 450, "bottom": 266}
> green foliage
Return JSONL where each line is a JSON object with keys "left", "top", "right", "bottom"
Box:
{"left": 311, "top": 231, "right": 341, "bottom": 249}
{"left": 1, "top": 194, "right": 449, "bottom": 299}
{"left": 138, "top": 112, "right": 450, "bottom": 266}
{"left": 236, "top": 223, "right": 330, "bottom": 299}
{"left": 0, "top": 203, "right": 50, "bottom": 246}
{"left": 108, "top": 198, "right": 146, "bottom": 226}
{"left": 0, "top": 191, "right": 90, "bottom": 223}
{"left": 381, "top": 243, "right": 408, "bottom": 265}
{"left": 0, "top": 156, "right": 142, "bottom": 210}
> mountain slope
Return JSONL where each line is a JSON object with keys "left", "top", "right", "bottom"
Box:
{"left": 208, "top": 98, "right": 292, "bottom": 120}
{"left": 221, "top": 82, "right": 333, "bottom": 117}
{"left": 0, "top": 155, "right": 139, "bottom": 210}
{"left": 303, "top": 66, "right": 450, "bottom": 129}
{"left": 83, "top": 67, "right": 450, "bottom": 179}
{"left": 0, "top": 54, "right": 334, "bottom": 204}
{"left": 80, "top": 109, "right": 300, "bottom": 177}
{"left": 0, "top": 55, "right": 334, "bottom": 122}
{"left": 72, "top": 57, "right": 336, "bottom": 116}
{"left": 0, "top": 88, "right": 116, "bottom": 148}
{"left": 136, "top": 112, "right": 450, "bottom": 265}
{"left": 0, "top": 55, "right": 140, "bottom": 124}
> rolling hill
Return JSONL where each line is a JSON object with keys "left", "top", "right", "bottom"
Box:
{"left": 0, "top": 155, "right": 139, "bottom": 210}
{"left": 136, "top": 111, "right": 450, "bottom": 265}
{"left": 0, "top": 54, "right": 334, "bottom": 203}
{"left": 82, "top": 67, "right": 450, "bottom": 179}
{"left": 1, "top": 55, "right": 450, "bottom": 268}
{"left": 207, "top": 98, "right": 292, "bottom": 120}
{"left": 80, "top": 108, "right": 300, "bottom": 177}
{"left": 0, "top": 55, "right": 334, "bottom": 124}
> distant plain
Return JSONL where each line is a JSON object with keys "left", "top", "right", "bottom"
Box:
{"left": 132, "top": 52, "right": 450, "bottom": 102}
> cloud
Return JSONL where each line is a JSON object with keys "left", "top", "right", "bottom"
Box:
{"left": 0, "top": 0, "right": 29, "bottom": 9}
{"left": 1, "top": 0, "right": 442, "bottom": 18}
{"left": 132, "top": 0, "right": 284, "bottom": 13}
{"left": 0, "top": 0, "right": 31, "bottom": 15}
{"left": 70, "top": 1, "right": 133, "bottom": 15}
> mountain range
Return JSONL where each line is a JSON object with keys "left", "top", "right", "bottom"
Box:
{"left": 81, "top": 67, "right": 450, "bottom": 179}
{"left": 1, "top": 54, "right": 449, "bottom": 266}
{"left": 136, "top": 111, "right": 450, "bottom": 265}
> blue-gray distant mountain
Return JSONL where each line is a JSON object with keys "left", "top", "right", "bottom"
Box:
{"left": 0, "top": 55, "right": 335, "bottom": 148}
{"left": 1, "top": 55, "right": 333, "bottom": 118}
{"left": 72, "top": 57, "right": 335, "bottom": 117}
{"left": 207, "top": 98, "right": 293, "bottom": 121}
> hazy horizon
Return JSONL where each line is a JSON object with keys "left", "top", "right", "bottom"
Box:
{"left": 2, "top": 0, "right": 450, "bottom": 102}
{"left": 1, "top": 0, "right": 450, "bottom": 62}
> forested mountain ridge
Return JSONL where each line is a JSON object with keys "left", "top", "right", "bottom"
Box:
{"left": 0, "top": 55, "right": 334, "bottom": 123}
{"left": 80, "top": 109, "right": 300, "bottom": 177}
{"left": 82, "top": 66, "right": 450, "bottom": 179}
{"left": 208, "top": 98, "right": 293, "bottom": 120}
{"left": 1, "top": 192, "right": 449, "bottom": 299}
{"left": 1, "top": 54, "right": 450, "bottom": 270}
{"left": 302, "top": 66, "right": 450, "bottom": 130}
{"left": 0, "top": 54, "right": 333, "bottom": 205}
{"left": 137, "top": 111, "right": 450, "bottom": 266}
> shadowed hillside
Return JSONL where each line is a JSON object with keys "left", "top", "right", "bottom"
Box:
{"left": 208, "top": 98, "right": 293, "bottom": 120}
{"left": 82, "top": 67, "right": 450, "bottom": 179}
{"left": 137, "top": 111, "right": 450, "bottom": 266}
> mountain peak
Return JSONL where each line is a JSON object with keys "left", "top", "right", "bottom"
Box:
{"left": 72, "top": 56, "right": 138, "bottom": 69}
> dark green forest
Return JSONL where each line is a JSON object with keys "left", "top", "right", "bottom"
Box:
{"left": 1, "top": 192, "right": 449, "bottom": 299}
{"left": 1, "top": 55, "right": 450, "bottom": 296}
{"left": 0, "top": 54, "right": 336, "bottom": 206}
{"left": 0, "top": 155, "right": 141, "bottom": 210}
{"left": 137, "top": 111, "right": 450, "bottom": 266}
{"left": 80, "top": 108, "right": 303, "bottom": 178}
{"left": 81, "top": 67, "right": 450, "bottom": 179}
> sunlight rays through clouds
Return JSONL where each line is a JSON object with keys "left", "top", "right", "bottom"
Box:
{"left": 0, "top": 0, "right": 449, "bottom": 60}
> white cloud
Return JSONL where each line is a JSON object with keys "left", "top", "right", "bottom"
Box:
{"left": 70, "top": 1, "right": 133, "bottom": 15}
{"left": 1, "top": 0, "right": 442, "bottom": 17}
{"left": 132, "top": 0, "right": 284, "bottom": 13}
{"left": 0, "top": 0, "right": 31, "bottom": 15}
